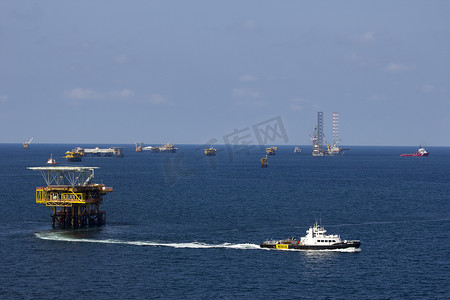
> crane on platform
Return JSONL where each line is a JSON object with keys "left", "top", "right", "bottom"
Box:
{"left": 23, "top": 137, "right": 33, "bottom": 150}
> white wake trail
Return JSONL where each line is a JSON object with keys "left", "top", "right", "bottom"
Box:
{"left": 35, "top": 232, "right": 261, "bottom": 250}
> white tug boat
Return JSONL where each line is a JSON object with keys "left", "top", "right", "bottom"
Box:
{"left": 46, "top": 154, "right": 59, "bottom": 165}
{"left": 260, "top": 222, "right": 360, "bottom": 250}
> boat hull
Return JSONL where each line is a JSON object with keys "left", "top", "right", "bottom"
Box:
{"left": 400, "top": 153, "right": 429, "bottom": 157}
{"left": 400, "top": 147, "right": 429, "bottom": 157}
{"left": 260, "top": 241, "right": 361, "bottom": 250}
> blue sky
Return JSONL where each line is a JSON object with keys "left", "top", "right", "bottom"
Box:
{"left": 1, "top": 1, "right": 449, "bottom": 146}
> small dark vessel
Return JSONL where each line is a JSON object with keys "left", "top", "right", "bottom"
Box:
{"left": 260, "top": 222, "right": 360, "bottom": 250}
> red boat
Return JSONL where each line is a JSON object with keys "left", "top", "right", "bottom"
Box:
{"left": 46, "top": 154, "right": 59, "bottom": 165}
{"left": 400, "top": 146, "right": 429, "bottom": 157}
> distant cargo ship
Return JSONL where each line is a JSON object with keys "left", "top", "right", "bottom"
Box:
{"left": 400, "top": 146, "right": 429, "bottom": 157}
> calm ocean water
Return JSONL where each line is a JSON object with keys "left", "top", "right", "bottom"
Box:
{"left": 0, "top": 143, "right": 449, "bottom": 299}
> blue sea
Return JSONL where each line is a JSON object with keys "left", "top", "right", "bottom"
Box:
{"left": 0, "top": 144, "right": 449, "bottom": 299}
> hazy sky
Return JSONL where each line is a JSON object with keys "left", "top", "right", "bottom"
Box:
{"left": 1, "top": 1, "right": 449, "bottom": 145}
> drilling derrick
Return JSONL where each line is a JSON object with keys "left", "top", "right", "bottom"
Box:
{"left": 312, "top": 112, "right": 325, "bottom": 156}
{"left": 332, "top": 112, "right": 340, "bottom": 148}
{"left": 28, "top": 166, "right": 113, "bottom": 227}
{"left": 328, "top": 112, "right": 345, "bottom": 155}
{"left": 311, "top": 111, "right": 347, "bottom": 156}
{"left": 317, "top": 112, "right": 324, "bottom": 149}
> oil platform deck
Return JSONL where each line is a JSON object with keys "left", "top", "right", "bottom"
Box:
{"left": 74, "top": 147, "right": 124, "bottom": 158}
{"left": 266, "top": 147, "right": 277, "bottom": 155}
{"left": 28, "top": 166, "right": 113, "bottom": 227}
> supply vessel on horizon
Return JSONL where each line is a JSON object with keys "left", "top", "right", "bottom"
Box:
{"left": 400, "top": 146, "right": 430, "bottom": 157}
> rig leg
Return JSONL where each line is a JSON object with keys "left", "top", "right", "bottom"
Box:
{"left": 71, "top": 206, "right": 75, "bottom": 228}
{"left": 51, "top": 207, "right": 56, "bottom": 227}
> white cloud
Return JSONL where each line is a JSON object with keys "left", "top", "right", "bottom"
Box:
{"left": 239, "top": 74, "right": 258, "bottom": 82}
{"left": 368, "top": 94, "right": 380, "bottom": 101}
{"left": 360, "top": 31, "right": 376, "bottom": 42}
{"left": 385, "top": 63, "right": 416, "bottom": 72}
{"left": 114, "top": 54, "right": 131, "bottom": 64}
{"left": 148, "top": 93, "right": 167, "bottom": 104}
{"left": 289, "top": 98, "right": 306, "bottom": 111}
{"left": 64, "top": 88, "right": 99, "bottom": 100}
{"left": 244, "top": 19, "right": 256, "bottom": 30}
{"left": 0, "top": 94, "right": 8, "bottom": 103}
{"left": 351, "top": 31, "right": 376, "bottom": 43}
{"left": 421, "top": 84, "right": 435, "bottom": 92}
{"left": 367, "top": 94, "right": 388, "bottom": 102}
{"left": 289, "top": 103, "right": 302, "bottom": 111}
{"left": 232, "top": 88, "right": 265, "bottom": 107}
{"left": 232, "top": 88, "right": 261, "bottom": 99}
{"left": 116, "top": 89, "right": 134, "bottom": 98}
{"left": 346, "top": 52, "right": 362, "bottom": 62}
{"left": 63, "top": 88, "right": 135, "bottom": 100}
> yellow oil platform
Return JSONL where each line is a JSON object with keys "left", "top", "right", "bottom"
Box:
{"left": 135, "top": 142, "right": 143, "bottom": 152}
{"left": 266, "top": 147, "right": 277, "bottom": 155}
{"left": 260, "top": 156, "right": 268, "bottom": 168}
{"left": 160, "top": 143, "right": 178, "bottom": 153}
{"left": 111, "top": 147, "right": 124, "bottom": 158}
{"left": 28, "top": 166, "right": 113, "bottom": 227}
{"left": 204, "top": 147, "right": 216, "bottom": 156}
{"left": 65, "top": 151, "right": 82, "bottom": 162}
